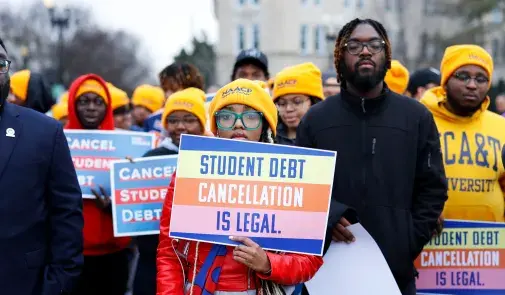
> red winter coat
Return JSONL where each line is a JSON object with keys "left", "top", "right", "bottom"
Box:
{"left": 65, "top": 74, "right": 131, "bottom": 256}
{"left": 156, "top": 171, "right": 323, "bottom": 294}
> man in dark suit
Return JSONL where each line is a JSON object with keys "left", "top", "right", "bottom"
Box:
{"left": 0, "top": 39, "right": 84, "bottom": 294}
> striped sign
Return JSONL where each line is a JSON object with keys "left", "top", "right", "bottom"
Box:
{"left": 110, "top": 155, "right": 178, "bottom": 237}
{"left": 416, "top": 220, "right": 505, "bottom": 295}
{"left": 169, "top": 134, "right": 336, "bottom": 255}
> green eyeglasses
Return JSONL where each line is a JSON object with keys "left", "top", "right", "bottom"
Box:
{"left": 215, "top": 110, "right": 263, "bottom": 130}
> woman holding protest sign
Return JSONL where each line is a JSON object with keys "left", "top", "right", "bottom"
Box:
{"left": 157, "top": 79, "right": 323, "bottom": 295}
{"left": 134, "top": 87, "right": 208, "bottom": 295}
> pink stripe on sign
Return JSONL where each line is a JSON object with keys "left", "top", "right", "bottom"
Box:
{"left": 169, "top": 205, "right": 327, "bottom": 239}
{"left": 416, "top": 268, "right": 505, "bottom": 290}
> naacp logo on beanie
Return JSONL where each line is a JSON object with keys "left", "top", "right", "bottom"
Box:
{"left": 173, "top": 100, "right": 195, "bottom": 108}
{"left": 275, "top": 79, "right": 297, "bottom": 89}
{"left": 221, "top": 86, "right": 253, "bottom": 98}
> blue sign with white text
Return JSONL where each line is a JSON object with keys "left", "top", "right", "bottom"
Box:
{"left": 65, "top": 130, "right": 156, "bottom": 198}
{"left": 110, "top": 155, "right": 178, "bottom": 237}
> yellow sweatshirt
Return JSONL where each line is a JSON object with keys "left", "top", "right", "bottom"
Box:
{"left": 421, "top": 87, "right": 505, "bottom": 222}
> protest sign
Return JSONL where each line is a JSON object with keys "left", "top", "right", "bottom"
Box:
{"left": 65, "top": 130, "right": 155, "bottom": 198}
{"left": 110, "top": 155, "right": 178, "bottom": 237}
{"left": 415, "top": 219, "right": 505, "bottom": 295}
{"left": 169, "top": 134, "right": 336, "bottom": 255}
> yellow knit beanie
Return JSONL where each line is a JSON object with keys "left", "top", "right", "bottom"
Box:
{"left": 162, "top": 88, "right": 207, "bottom": 130}
{"left": 52, "top": 102, "right": 68, "bottom": 121}
{"left": 75, "top": 80, "right": 109, "bottom": 104}
{"left": 440, "top": 44, "right": 493, "bottom": 87}
{"left": 385, "top": 60, "right": 410, "bottom": 94}
{"left": 166, "top": 87, "right": 206, "bottom": 103}
{"left": 107, "top": 83, "right": 130, "bottom": 111}
{"left": 10, "top": 69, "right": 31, "bottom": 101}
{"left": 132, "top": 84, "right": 165, "bottom": 112}
{"left": 209, "top": 79, "right": 278, "bottom": 135}
{"left": 273, "top": 62, "right": 324, "bottom": 101}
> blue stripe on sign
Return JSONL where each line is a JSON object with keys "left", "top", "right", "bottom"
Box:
{"left": 115, "top": 203, "right": 163, "bottom": 234}
{"left": 169, "top": 232, "right": 323, "bottom": 255}
{"left": 444, "top": 220, "right": 505, "bottom": 228}
{"left": 179, "top": 135, "right": 335, "bottom": 157}
{"left": 418, "top": 290, "right": 505, "bottom": 295}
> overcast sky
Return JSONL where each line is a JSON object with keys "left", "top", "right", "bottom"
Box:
{"left": 7, "top": 0, "right": 218, "bottom": 73}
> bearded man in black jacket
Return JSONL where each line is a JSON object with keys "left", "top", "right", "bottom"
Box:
{"left": 296, "top": 18, "right": 448, "bottom": 295}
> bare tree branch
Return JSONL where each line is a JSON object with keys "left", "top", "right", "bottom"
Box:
{"left": 0, "top": 2, "right": 152, "bottom": 94}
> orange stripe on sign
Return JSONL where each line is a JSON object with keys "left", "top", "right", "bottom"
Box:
{"left": 173, "top": 177, "right": 331, "bottom": 212}
{"left": 414, "top": 249, "right": 505, "bottom": 269}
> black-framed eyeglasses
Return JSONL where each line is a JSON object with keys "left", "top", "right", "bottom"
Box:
{"left": 452, "top": 72, "right": 489, "bottom": 85}
{"left": 344, "top": 40, "right": 385, "bottom": 55}
{"left": 0, "top": 59, "right": 11, "bottom": 74}
{"left": 215, "top": 110, "right": 263, "bottom": 130}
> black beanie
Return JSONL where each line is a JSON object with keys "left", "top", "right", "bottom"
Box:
{"left": 407, "top": 68, "right": 440, "bottom": 95}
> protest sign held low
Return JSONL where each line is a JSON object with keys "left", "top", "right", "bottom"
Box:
{"left": 65, "top": 130, "right": 155, "bottom": 198}
{"left": 169, "top": 134, "right": 336, "bottom": 255}
{"left": 110, "top": 155, "right": 177, "bottom": 237}
{"left": 415, "top": 219, "right": 505, "bottom": 295}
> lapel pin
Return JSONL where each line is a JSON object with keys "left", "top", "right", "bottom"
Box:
{"left": 6, "top": 128, "right": 15, "bottom": 138}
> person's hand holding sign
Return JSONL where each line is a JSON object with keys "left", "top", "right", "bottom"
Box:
{"left": 332, "top": 217, "right": 356, "bottom": 243}
{"left": 91, "top": 155, "right": 134, "bottom": 212}
{"left": 91, "top": 185, "right": 111, "bottom": 212}
{"left": 230, "top": 236, "right": 271, "bottom": 274}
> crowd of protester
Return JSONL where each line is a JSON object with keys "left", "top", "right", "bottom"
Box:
{"left": 2, "top": 16, "right": 505, "bottom": 295}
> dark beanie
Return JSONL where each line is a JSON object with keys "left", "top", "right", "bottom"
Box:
{"left": 230, "top": 49, "right": 269, "bottom": 81}
{"left": 407, "top": 68, "right": 440, "bottom": 95}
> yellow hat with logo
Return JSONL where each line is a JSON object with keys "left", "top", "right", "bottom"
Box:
{"left": 273, "top": 62, "right": 324, "bottom": 101}
{"left": 440, "top": 44, "right": 493, "bottom": 87}
{"left": 209, "top": 79, "right": 278, "bottom": 135}
{"left": 162, "top": 87, "right": 207, "bottom": 130}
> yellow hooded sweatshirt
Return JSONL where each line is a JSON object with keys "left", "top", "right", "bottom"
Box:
{"left": 421, "top": 87, "right": 505, "bottom": 222}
